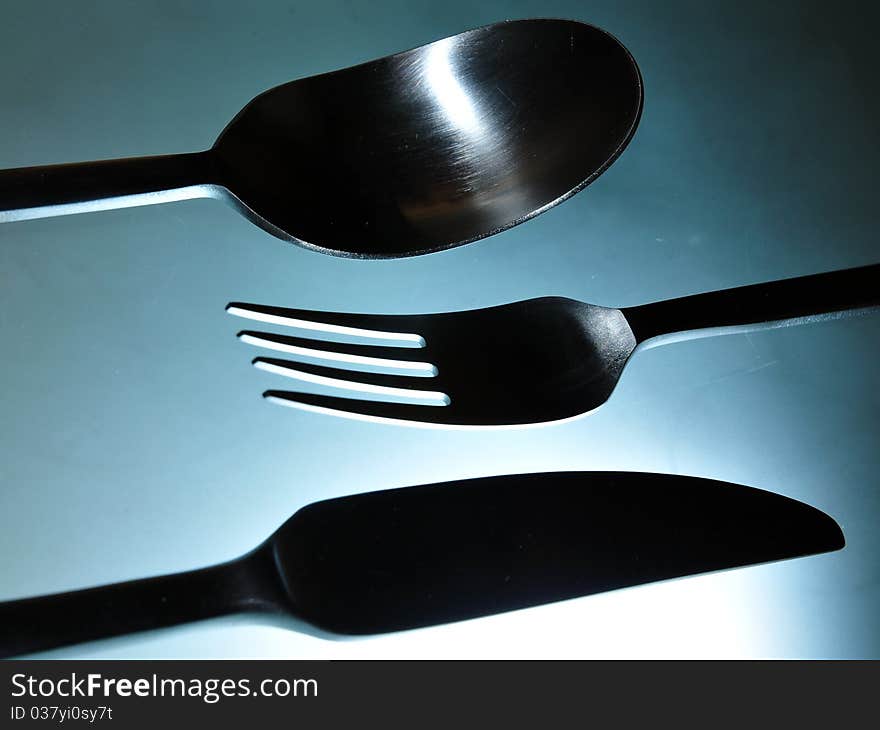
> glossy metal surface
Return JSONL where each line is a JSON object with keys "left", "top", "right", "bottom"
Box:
{"left": 0, "top": 19, "right": 642, "bottom": 258}
{"left": 230, "top": 264, "right": 880, "bottom": 426}
{"left": 0, "top": 472, "right": 843, "bottom": 657}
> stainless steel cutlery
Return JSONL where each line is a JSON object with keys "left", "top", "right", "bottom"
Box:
{"left": 1, "top": 16, "right": 863, "bottom": 657}
{"left": 228, "top": 264, "right": 879, "bottom": 426}
{"left": 0, "top": 472, "right": 843, "bottom": 658}
{"left": 0, "top": 19, "right": 641, "bottom": 259}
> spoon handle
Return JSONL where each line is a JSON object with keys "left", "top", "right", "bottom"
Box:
{"left": 0, "top": 549, "right": 281, "bottom": 658}
{"left": 0, "top": 152, "right": 213, "bottom": 224}
{"left": 624, "top": 263, "right": 880, "bottom": 342}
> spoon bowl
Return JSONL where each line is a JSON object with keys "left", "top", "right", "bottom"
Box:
{"left": 0, "top": 19, "right": 643, "bottom": 258}
{"left": 212, "top": 18, "right": 643, "bottom": 256}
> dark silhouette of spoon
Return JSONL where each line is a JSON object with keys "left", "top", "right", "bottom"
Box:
{"left": 0, "top": 19, "right": 643, "bottom": 258}
{"left": 0, "top": 472, "right": 843, "bottom": 657}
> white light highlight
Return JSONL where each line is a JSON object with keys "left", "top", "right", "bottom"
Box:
{"left": 0, "top": 185, "right": 222, "bottom": 223}
{"left": 239, "top": 333, "right": 436, "bottom": 375}
{"left": 254, "top": 360, "right": 449, "bottom": 406}
{"left": 263, "top": 395, "right": 600, "bottom": 431}
{"left": 425, "top": 38, "right": 482, "bottom": 134}
{"left": 227, "top": 306, "right": 425, "bottom": 347}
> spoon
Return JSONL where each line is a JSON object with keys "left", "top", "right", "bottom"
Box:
{"left": 0, "top": 471, "right": 842, "bottom": 657}
{"left": 0, "top": 19, "right": 643, "bottom": 258}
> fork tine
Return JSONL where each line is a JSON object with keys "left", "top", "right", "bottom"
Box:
{"left": 238, "top": 330, "right": 436, "bottom": 375}
{"left": 264, "top": 390, "right": 454, "bottom": 425}
{"left": 253, "top": 358, "right": 449, "bottom": 404}
{"left": 227, "top": 302, "right": 426, "bottom": 346}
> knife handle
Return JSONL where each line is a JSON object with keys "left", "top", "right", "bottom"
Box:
{"left": 0, "top": 548, "right": 280, "bottom": 658}
{"left": 0, "top": 152, "right": 213, "bottom": 224}
{"left": 623, "top": 263, "right": 880, "bottom": 343}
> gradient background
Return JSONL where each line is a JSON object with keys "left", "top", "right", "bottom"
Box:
{"left": 0, "top": 0, "right": 877, "bottom": 658}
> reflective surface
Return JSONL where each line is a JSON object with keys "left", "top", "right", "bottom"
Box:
{"left": 214, "top": 18, "right": 642, "bottom": 256}
{"left": 0, "top": 18, "right": 643, "bottom": 258}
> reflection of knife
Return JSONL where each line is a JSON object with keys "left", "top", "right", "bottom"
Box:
{"left": 0, "top": 472, "right": 843, "bottom": 657}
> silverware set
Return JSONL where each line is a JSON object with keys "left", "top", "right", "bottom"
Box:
{"left": 1, "top": 18, "right": 874, "bottom": 657}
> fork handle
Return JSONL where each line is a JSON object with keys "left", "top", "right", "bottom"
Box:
{"left": 623, "top": 264, "right": 880, "bottom": 343}
{"left": 0, "top": 548, "right": 282, "bottom": 658}
{"left": 0, "top": 152, "right": 213, "bottom": 223}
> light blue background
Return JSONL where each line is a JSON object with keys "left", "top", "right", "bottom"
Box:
{"left": 0, "top": 0, "right": 877, "bottom": 657}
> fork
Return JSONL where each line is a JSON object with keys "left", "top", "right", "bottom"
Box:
{"left": 0, "top": 471, "right": 843, "bottom": 656}
{"left": 227, "top": 264, "right": 879, "bottom": 426}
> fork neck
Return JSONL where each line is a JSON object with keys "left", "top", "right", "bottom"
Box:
{"left": 622, "top": 264, "right": 880, "bottom": 343}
